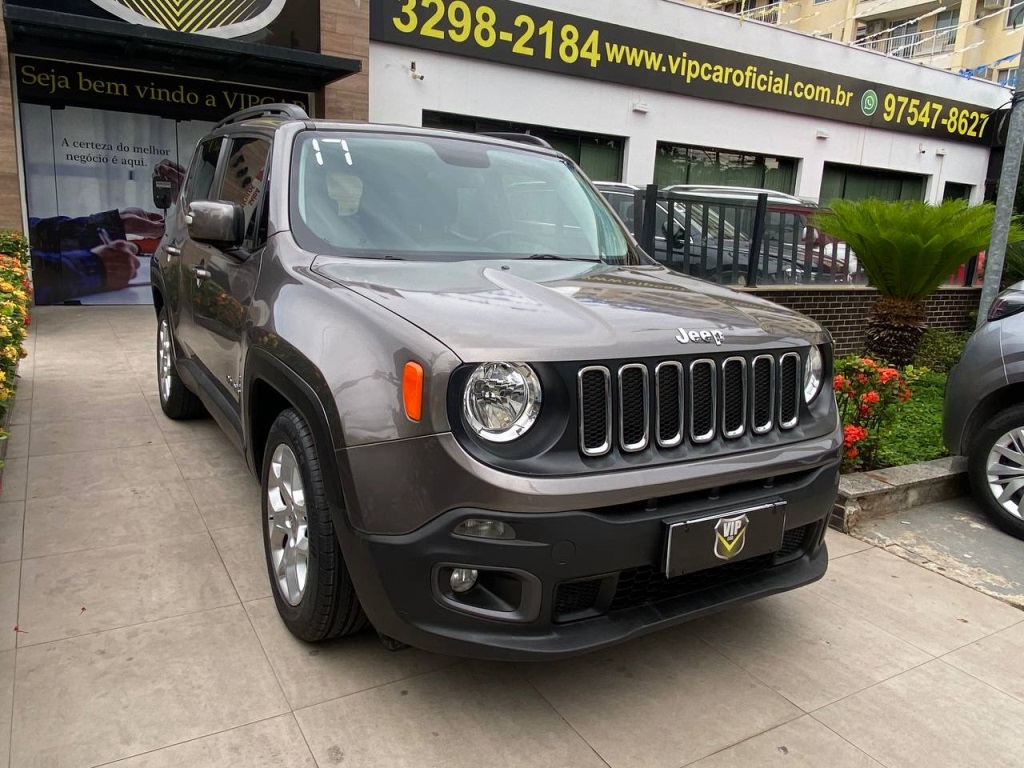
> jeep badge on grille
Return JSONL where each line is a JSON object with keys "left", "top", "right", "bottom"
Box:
{"left": 675, "top": 328, "right": 725, "bottom": 345}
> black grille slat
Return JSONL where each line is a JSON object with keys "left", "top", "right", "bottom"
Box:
{"left": 722, "top": 358, "right": 745, "bottom": 437}
{"left": 576, "top": 350, "right": 805, "bottom": 456}
{"left": 779, "top": 525, "right": 810, "bottom": 557}
{"left": 609, "top": 523, "right": 815, "bottom": 612}
{"left": 780, "top": 353, "right": 800, "bottom": 429}
{"left": 579, "top": 367, "right": 611, "bottom": 455}
{"left": 752, "top": 356, "right": 774, "bottom": 433}
{"left": 610, "top": 556, "right": 772, "bottom": 611}
{"left": 656, "top": 363, "right": 682, "bottom": 447}
{"left": 690, "top": 360, "right": 715, "bottom": 443}
{"left": 553, "top": 579, "right": 602, "bottom": 617}
{"left": 619, "top": 365, "right": 648, "bottom": 451}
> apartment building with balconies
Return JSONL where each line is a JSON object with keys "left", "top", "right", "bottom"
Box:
{"left": 690, "top": 0, "right": 1022, "bottom": 87}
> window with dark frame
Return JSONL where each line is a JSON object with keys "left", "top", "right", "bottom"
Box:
{"left": 217, "top": 137, "right": 272, "bottom": 251}
{"left": 654, "top": 142, "right": 798, "bottom": 194}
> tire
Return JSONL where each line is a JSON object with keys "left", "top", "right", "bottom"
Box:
{"left": 156, "top": 308, "right": 205, "bottom": 420}
{"left": 262, "top": 408, "right": 368, "bottom": 642}
{"left": 967, "top": 404, "right": 1024, "bottom": 541}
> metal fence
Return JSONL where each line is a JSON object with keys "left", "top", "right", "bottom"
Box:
{"left": 629, "top": 185, "right": 979, "bottom": 288}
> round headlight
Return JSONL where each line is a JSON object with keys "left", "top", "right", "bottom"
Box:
{"left": 463, "top": 362, "right": 542, "bottom": 443}
{"left": 804, "top": 345, "right": 824, "bottom": 403}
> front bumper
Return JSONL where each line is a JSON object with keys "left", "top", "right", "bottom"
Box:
{"left": 337, "top": 445, "right": 840, "bottom": 661}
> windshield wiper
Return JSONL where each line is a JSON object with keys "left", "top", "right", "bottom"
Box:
{"left": 522, "top": 254, "right": 600, "bottom": 262}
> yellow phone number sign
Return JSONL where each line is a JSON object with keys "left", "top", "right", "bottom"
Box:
{"left": 393, "top": 0, "right": 603, "bottom": 67}
{"left": 870, "top": 92, "right": 990, "bottom": 140}
{"left": 372, "top": 0, "right": 999, "bottom": 146}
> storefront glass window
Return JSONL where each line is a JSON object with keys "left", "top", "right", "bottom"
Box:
{"left": 653, "top": 143, "right": 797, "bottom": 193}
{"left": 819, "top": 163, "right": 925, "bottom": 204}
{"left": 422, "top": 111, "right": 625, "bottom": 182}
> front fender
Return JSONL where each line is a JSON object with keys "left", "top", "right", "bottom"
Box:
{"left": 253, "top": 241, "right": 463, "bottom": 447}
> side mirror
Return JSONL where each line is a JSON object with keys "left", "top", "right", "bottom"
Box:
{"left": 186, "top": 201, "right": 244, "bottom": 248}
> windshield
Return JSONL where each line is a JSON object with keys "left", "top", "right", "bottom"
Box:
{"left": 291, "top": 132, "right": 635, "bottom": 263}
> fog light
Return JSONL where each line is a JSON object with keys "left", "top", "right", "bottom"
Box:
{"left": 450, "top": 568, "right": 479, "bottom": 593}
{"left": 453, "top": 519, "right": 516, "bottom": 540}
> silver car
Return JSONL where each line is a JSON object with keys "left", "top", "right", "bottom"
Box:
{"left": 944, "top": 282, "right": 1024, "bottom": 540}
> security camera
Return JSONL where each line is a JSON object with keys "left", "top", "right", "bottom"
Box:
{"left": 410, "top": 62, "right": 425, "bottom": 81}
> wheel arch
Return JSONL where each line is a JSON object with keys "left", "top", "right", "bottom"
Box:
{"left": 244, "top": 346, "right": 349, "bottom": 515}
{"left": 962, "top": 383, "right": 1024, "bottom": 456}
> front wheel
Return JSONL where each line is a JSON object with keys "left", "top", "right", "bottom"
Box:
{"left": 967, "top": 404, "right": 1024, "bottom": 541}
{"left": 262, "top": 408, "right": 368, "bottom": 641}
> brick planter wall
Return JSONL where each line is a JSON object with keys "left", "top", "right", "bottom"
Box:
{"left": 744, "top": 286, "right": 981, "bottom": 356}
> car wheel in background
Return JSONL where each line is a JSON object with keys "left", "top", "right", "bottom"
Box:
{"left": 156, "top": 308, "right": 205, "bottom": 419}
{"left": 968, "top": 404, "right": 1024, "bottom": 541}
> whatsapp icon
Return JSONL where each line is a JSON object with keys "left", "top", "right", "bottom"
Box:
{"left": 861, "top": 90, "right": 879, "bottom": 117}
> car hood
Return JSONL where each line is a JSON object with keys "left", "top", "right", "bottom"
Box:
{"left": 311, "top": 257, "right": 826, "bottom": 362}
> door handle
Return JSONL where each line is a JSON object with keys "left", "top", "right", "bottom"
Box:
{"left": 190, "top": 264, "right": 211, "bottom": 281}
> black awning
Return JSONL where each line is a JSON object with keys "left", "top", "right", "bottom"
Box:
{"left": 4, "top": 5, "right": 361, "bottom": 92}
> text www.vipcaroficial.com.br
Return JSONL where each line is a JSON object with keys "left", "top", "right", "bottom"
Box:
{"left": 604, "top": 42, "right": 855, "bottom": 108}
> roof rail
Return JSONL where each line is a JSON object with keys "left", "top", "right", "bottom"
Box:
{"left": 480, "top": 132, "right": 553, "bottom": 149}
{"left": 215, "top": 103, "right": 310, "bottom": 131}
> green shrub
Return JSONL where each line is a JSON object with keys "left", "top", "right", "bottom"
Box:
{"left": 834, "top": 356, "right": 911, "bottom": 473}
{"left": 813, "top": 199, "right": 1023, "bottom": 366}
{"left": 0, "top": 229, "right": 31, "bottom": 446}
{"left": 911, "top": 328, "right": 969, "bottom": 373}
{"left": 1001, "top": 238, "right": 1024, "bottom": 290}
{"left": 875, "top": 369, "right": 948, "bottom": 468}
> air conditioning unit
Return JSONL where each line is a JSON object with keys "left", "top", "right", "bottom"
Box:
{"left": 984, "top": 0, "right": 1007, "bottom": 10}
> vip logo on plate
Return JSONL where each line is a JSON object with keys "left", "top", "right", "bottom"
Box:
{"left": 91, "top": 0, "right": 286, "bottom": 37}
{"left": 713, "top": 513, "right": 748, "bottom": 560}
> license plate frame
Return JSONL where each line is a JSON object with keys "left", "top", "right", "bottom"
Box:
{"left": 662, "top": 501, "right": 787, "bottom": 578}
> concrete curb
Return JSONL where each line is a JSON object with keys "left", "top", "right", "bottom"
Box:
{"left": 829, "top": 456, "right": 969, "bottom": 533}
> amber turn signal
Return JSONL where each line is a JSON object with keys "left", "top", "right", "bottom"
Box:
{"left": 403, "top": 361, "right": 424, "bottom": 421}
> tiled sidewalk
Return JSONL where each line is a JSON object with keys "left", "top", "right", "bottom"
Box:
{"left": 0, "top": 305, "right": 1022, "bottom": 767}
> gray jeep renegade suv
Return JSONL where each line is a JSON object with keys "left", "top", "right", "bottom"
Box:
{"left": 152, "top": 104, "right": 842, "bottom": 660}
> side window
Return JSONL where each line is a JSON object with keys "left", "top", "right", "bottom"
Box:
{"left": 604, "top": 192, "right": 635, "bottom": 232}
{"left": 217, "top": 137, "right": 272, "bottom": 251}
{"left": 184, "top": 138, "right": 222, "bottom": 204}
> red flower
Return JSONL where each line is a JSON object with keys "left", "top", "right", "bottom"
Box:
{"left": 856, "top": 373, "right": 868, "bottom": 385}
{"left": 901, "top": 389, "right": 911, "bottom": 402}
{"left": 861, "top": 391, "right": 880, "bottom": 404}
{"left": 878, "top": 368, "right": 899, "bottom": 384}
{"left": 860, "top": 358, "right": 879, "bottom": 368}
{"left": 834, "top": 374, "right": 846, "bottom": 390}
{"left": 843, "top": 424, "right": 867, "bottom": 447}
{"left": 859, "top": 404, "right": 873, "bottom": 417}
{"left": 846, "top": 447, "right": 858, "bottom": 459}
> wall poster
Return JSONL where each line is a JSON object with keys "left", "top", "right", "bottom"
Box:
{"left": 16, "top": 56, "right": 311, "bottom": 305}
{"left": 20, "top": 103, "right": 212, "bottom": 305}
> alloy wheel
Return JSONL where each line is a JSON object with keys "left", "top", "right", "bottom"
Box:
{"left": 158, "top": 318, "right": 173, "bottom": 403}
{"left": 985, "top": 427, "right": 1024, "bottom": 521}
{"left": 266, "top": 443, "right": 310, "bottom": 605}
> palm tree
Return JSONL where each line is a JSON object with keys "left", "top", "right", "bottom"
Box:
{"left": 813, "top": 198, "right": 1017, "bottom": 366}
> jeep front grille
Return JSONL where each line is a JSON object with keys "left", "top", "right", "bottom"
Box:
{"left": 618, "top": 364, "right": 649, "bottom": 452}
{"left": 577, "top": 352, "right": 801, "bottom": 458}
{"left": 578, "top": 366, "right": 612, "bottom": 456}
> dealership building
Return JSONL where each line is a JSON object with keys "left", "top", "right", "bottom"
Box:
{"left": 0, "top": 0, "right": 1011, "bottom": 306}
